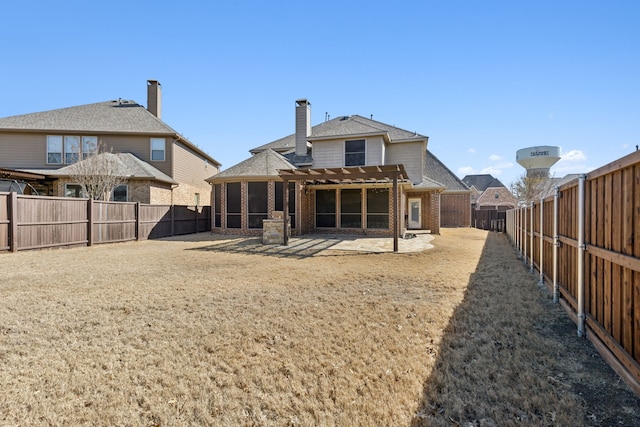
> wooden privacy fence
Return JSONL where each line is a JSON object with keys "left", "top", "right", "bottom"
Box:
{"left": 472, "top": 209, "right": 506, "bottom": 232}
{"left": 506, "top": 150, "right": 640, "bottom": 394}
{"left": 0, "top": 192, "right": 211, "bottom": 252}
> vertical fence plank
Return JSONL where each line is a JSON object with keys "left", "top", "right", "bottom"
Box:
{"left": 10, "top": 192, "right": 18, "bottom": 252}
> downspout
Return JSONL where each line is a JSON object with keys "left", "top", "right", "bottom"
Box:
{"left": 577, "top": 174, "right": 586, "bottom": 337}
{"left": 553, "top": 185, "right": 559, "bottom": 303}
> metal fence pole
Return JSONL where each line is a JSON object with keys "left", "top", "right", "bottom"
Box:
{"left": 530, "top": 201, "right": 534, "bottom": 273}
{"left": 577, "top": 174, "right": 586, "bottom": 337}
{"left": 553, "top": 186, "right": 559, "bottom": 303}
{"left": 539, "top": 197, "right": 544, "bottom": 285}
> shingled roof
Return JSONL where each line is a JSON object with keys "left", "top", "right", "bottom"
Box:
{"left": 250, "top": 115, "right": 427, "bottom": 154}
{"left": 47, "top": 152, "right": 178, "bottom": 185}
{"left": 462, "top": 174, "right": 505, "bottom": 192}
{"left": 0, "top": 100, "right": 220, "bottom": 166}
{"left": 208, "top": 149, "right": 295, "bottom": 181}
{"left": 423, "top": 150, "right": 470, "bottom": 192}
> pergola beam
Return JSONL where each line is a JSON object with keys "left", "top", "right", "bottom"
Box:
{"left": 279, "top": 164, "right": 409, "bottom": 253}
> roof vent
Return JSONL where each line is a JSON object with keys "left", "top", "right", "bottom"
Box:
{"left": 340, "top": 116, "right": 350, "bottom": 121}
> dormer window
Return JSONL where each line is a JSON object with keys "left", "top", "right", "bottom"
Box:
{"left": 345, "top": 139, "right": 365, "bottom": 166}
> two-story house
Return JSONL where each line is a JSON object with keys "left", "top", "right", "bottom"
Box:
{"left": 207, "top": 99, "right": 470, "bottom": 237}
{"left": 0, "top": 80, "right": 220, "bottom": 205}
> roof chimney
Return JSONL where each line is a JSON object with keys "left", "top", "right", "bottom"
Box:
{"left": 295, "top": 99, "right": 311, "bottom": 156}
{"left": 147, "top": 80, "right": 162, "bottom": 118}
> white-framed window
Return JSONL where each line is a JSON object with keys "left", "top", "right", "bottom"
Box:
{"left": 47, "top": 135, "right": 63, "bottom": 164}
{"left": 82, "top": 136, "right": 98, "bottom": 159}
{"left": 345, "top": 139, "right": 366, "bottom": 166}
{"left": 112, "top": 185, "right": 128, "bottom": 202}
{"left": 151, "top": 138, "right": 166, "bottom": 161}
{"left": 65, "top": 183, "right": 84, "bottom": 198}
{"left": 47, "top": 135, "right": 98, "bottom": 164}
{"left": 64, "top": 136, "right": 81, "bottom": 164}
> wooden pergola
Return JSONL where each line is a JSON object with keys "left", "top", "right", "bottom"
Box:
{"left": 278, "top": 164, "right": 409, "bottom": 252}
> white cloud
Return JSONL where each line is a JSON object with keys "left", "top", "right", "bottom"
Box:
{"left": 558, "top": 149, "right": 587, "bottom": 164}
{"left": 480, "top": 166, "right": 503, "bottom": 176}
{"left": 489, "top": 154, "right": 503, "bottom": 162}
{"left": 550, "top": 150, "right": 590, "bottom": 177}
{"left": 458, "top": 166, "right": 476, "bottom": 176}
{"left": 496, "top": 162, "right": 514, "bottom": 169}
{"left": 467, "top": 148, "right": 476, "bottom": 154}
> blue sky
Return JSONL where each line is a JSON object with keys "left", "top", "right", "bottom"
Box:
{"left": 1, "top": 1, "right": 638, "bottom": 187}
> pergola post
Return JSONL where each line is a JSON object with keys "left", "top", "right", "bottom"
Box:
{"left": 283, "top": 177, "right": 289, "bottom": 246}
{"left": 393, "top": 173, "right": 398, "bottom": 253}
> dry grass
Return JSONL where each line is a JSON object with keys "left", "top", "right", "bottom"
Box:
{"left": 0, "top": 228, "right": 638, "bottom": 426}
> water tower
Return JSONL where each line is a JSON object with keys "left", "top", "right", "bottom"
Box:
{"left": 516, "top": 146, "right": 561, "bottom": 177}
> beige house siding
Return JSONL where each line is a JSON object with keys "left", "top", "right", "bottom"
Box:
{"left": 0, "top": 131, "right": 175, "bottom": 179}
{"left": 97, "top": 134, "right": 174, "bottom": 178}
{"left": 366, "top": 136, "right": 384, "bottom": 165}
{"left": 311, "top": 140, "right": 343, "bottom": 168}
{"left": 385, "top": 141, "right": 425, "bottom": 184}
{"left": 173, "top": 141, "right": 218, "bottom": 186}
{"left": 0, "top": 132, "right": 53, "bottom": 168}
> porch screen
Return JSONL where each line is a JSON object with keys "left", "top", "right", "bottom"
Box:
{"left": 248, "top": 182, "right": 268, "bottom": 229}
{"left": 315, "top": 189, "right": 336, "bottom": 228}
{"left": 366, "top": 188, "right": 389, "bottom": 229}
{"left": 340, "top": 189, "right": 362, "bottom": 228}
{"left": 213, "top": 184, "right": 222, "bottom": 227}
{"left": 275, "top": 182, "right": 296, "bottom": 229}
{"left": 226, "top": 182, "right": 241, "bottom": 228}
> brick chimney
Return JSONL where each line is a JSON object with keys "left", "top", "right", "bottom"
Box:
{"left": 295, "top": 99, "right": 311, "bottom": 156}
{"left": 147, "top": 80, "right": 162, "bottom": 118}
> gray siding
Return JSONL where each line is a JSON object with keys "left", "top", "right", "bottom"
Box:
{"left": 385, "top": 141, "right": 426, "bottom": 184}
{"left": 312, "top": 137, "right": 386, "bottom": 168}
{"left": 312, "top": 140, "right": 343, "bottom": 168}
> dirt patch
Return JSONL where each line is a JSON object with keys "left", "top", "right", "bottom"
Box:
{"left": 0, "top": 228, "right": 638, "bottom": 425}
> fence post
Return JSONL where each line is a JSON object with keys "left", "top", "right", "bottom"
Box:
{"left": 87, "top": 199, "right": 93, "bottom": 246}
{"left": 135, "top": 202, "right": 140, "bottom": 241}
{"left": 530, "top": 202, "right": 534, "bottom": 272}
{"left": 9, "top": 192, "right": 18, "bottom": 252}
{"left": 553, "top": 186, "right": 559, "bottom": 303}
{"left": 577, "top": 174, "right": 586, "bottom": 337}
{"left": 195, "top": 205, "right": 200, "bottom": 233}
{"left": 539, "top": 197, "right": 544, "bottom": 285}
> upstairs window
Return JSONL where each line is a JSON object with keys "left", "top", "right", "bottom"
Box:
{"left": 47, "top": 136, "right": 63, "bottom": 164}
{"left": 47, "top": 135, "right": 98, "bottom": 164}
{"left": 64, "top": 136, "right": 81, "bottom": 164}
{"left": 151, "top": 138, "right": 166, "bottom": 161}
{"left": 345, "top": 139, "right": 365, "bottom": 166}
{"left": 82, "top": 136, "right": 98, "bottom": 159}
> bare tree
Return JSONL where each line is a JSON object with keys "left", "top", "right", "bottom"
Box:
{"left": 65, "top": 141, "right": 128, "bottom": 201}
{"left": 510, "top": 172, "right": 555, "bottom": 206}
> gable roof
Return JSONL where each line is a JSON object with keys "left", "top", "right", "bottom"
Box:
{"left": 423, "top": 150, "right": 470, "bottom": 192}
{"left": 0, "top": 100, "right": 221, "bottom": 167}
{"left": 46, "top": 152, "right": 178, "bottom": 185}
{"left": 250, "top": 114, "right": 428, "bottom": 154}
{"left": 462, "top": 174, "right": 505, "bottom": 192}
{"left": 476, "top": 186, "right": 518, "bottom": 207}
{"left": 208, "top": 149, "right": 295, "bottom": 181}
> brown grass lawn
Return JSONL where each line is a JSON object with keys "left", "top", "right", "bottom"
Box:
{"left": 0, "top": 228, "right": 638, "bottom": 426}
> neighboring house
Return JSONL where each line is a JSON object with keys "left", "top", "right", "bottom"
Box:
{"left": 0, "top": 80, "right": 220, "bottom": 205}
{"left": 462, "top": 174, "right": 518, "bottom": 211}
{"left": 207, "top": 99, "right": 471, "bottom": 237}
